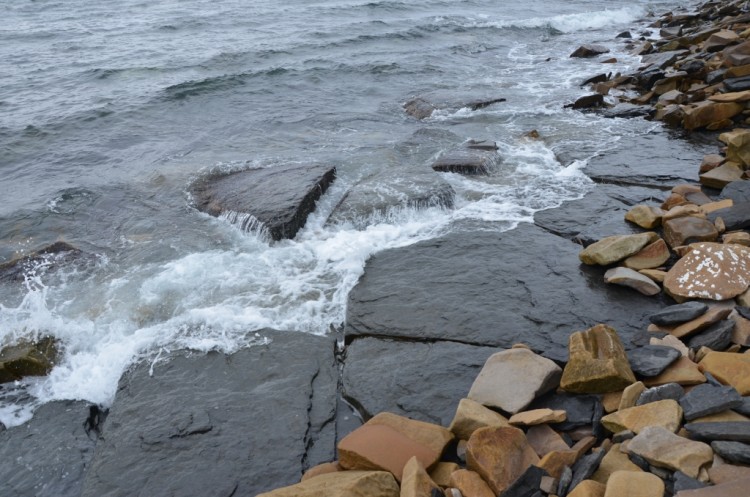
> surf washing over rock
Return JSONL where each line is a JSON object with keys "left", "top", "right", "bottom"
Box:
{"left": 0, "top": 0, "right": 687, "bottom": 429}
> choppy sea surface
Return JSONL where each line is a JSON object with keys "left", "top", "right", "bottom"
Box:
{"left": 0, "top": 0, "right": 690, "bottom": 425}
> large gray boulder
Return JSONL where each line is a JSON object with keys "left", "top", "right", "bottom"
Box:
{"left": 81, "top": 329, "right": 337, "bottom": 497}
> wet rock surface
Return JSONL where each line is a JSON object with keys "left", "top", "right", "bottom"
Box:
{"left": 0, "top": 241, "right": 90, "bottom": 283}
{"left": 80, "top": 330, "right": 337, "bottom": 497}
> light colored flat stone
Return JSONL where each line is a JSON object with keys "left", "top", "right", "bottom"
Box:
{"left": 580, "top": 233, "right": 659, "bottom": 266}
{"left": 509, "top": 408, "right": 566, "bottom": 426}
{"left": 449, "top": 469, "right": 495, "bottom": 497}
{"left": 619, "top": 382, "right": 646, "bottom": 411}
{"left": 569, "top": 479, "right": 607, "bottom": 497}
{"left": 604, "top": 470, "right": 665, "bottom": 497}
{"left": 650, "top": 335, "right": 691, "bottom": 357}
{"left": 256, "top": 470, "right": 400, "bottom": 497}
{"left": 400, "top": 457, "right": 441, "bottom": 497}
{"left": 699, "top": 352, "right": 750, "bottom": 395}
{"left": 700, "top": 162, "right": 744, "bottom": 189}
{"left": 627, "top": 426, "right": 713, "bottom": 479}
{"left": 466, "top": 426, "right": 539, "bottom": 495}
{"left": 691, "top": 410, "right": 750, "bottom": 423}
{"left": 702, "top": 199, "right": 734, "bottom": 215}
{"left": 625, "top": 205, "right": 663, "bottom": 229}
{"left": 601, "top": 399, "right": 683, "bottom": 434}
{"left": 468, "top": 348, "right": 562, "bottom": 414}
{"left": 591, "top": 444, "right": 644, "bottom": 484}
{"left": 449, "top": 398, "right": 510, "bottom": 441}
{"left": 604, "top": 267, "right": 661, "bottom": 296}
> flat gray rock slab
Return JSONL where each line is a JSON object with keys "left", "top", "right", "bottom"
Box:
{"left": 649, "top": 302, "right": 708, "bottom": 326}
{"left": 81, "top": 330, "right": 337, "bottom": 497}
{"left": 345, "top": 223, "right": 665, "bottom": 362}
{"left": 679, "top": 383, "right": 743, "bottom": 421}
{"left": 720, "top": 180, "right": 750, "bottom": 203}
{"left": 0, "top": 400, "right": 98, "bottom": 497}
{"left": 342, "top": 337, "right": 497, "bottom": 426}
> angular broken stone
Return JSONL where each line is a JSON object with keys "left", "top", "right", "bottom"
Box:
{"left": 628, "top": 346, "right": 681, "bottom": 377}
{"left": 529, "top": 393, "right": 599, "bottom": 431}
{"left": 699, "top": 352, "right": 750, "bottom": 395}
{"left": 401, "top": 457, "right": 441, "bottom": 497}
{"left": 579, "top": 233, "right": 658, "bottom": 266}
{"left": 256, "top": 471, "right": 400, "bottom": 497}
{"left": 591, "top": 444, "right": 644, "bottom": 484}
{"left": 700, "top": 163, "right": 744, "bottom": 190}
{"left": 603, "top": 470, "right": 664, "bottom": 497}
{"left": 649, "top": 302, "right": 709, "bottom": 326}
{"left": 538, "top": 450, "right": 579, "bottom": 479}
{"left": 679, "top": 383, "right": 743, "bottom": 421}
{"left": 709, "top": 201, "right": 750, "bottom": 232}
{"left": 682, "top": 101, "right": 744, "bottom": 131}
{"left": 509, "top": 409, "right": 566, "bottom": 427}
{"left": 604, "top": 267, "right": 661, "bottom": 296}
{"left": 619, "top": 382, "right": 646, "bottom": 411}
{"left": 637, "top": 383, "right": 686, "bottom": 406}
{"left": 711, "top": 441, "right": 750, "bottom": 465}
{"left": 664, "top": 243, "right": 750, "bottom": 301}
{"left": 368, "top": 412, "right": 454, "bottom": 455}
{"left": 0, "top": 337, "right": 59, "bottom": 383}
{"left": 643, "top": 356, "right": 706, "bottom": 387}
{"left": 686, "top": 320, "right": 735, "bottom": 351}
{"left": 662, "top": 217, "right": 719, "bottom": 249}
{"left": 684, "top": 421, "right": 750, "bottom": 442}
{"left": 468, "top": 348, "right": 562, "bottom": 414}
{"left": 526, "top": 424, "right": 571, "bottom": 458}
{"left": 568, "top": 450, "right": 606, "bottom": 494}
{"left": 449, "top": 398, "right": 510, "bottom": 441}
{"left": 627, "top": 426, "right": 713, "bottom": 479}
{"left": 600, "top": 400, "right": 683, "bottom": 434}
{"left": 432, "top": 151, "right": 496, "bottom": 175}
{"left": 561, "top": 325, "right": 636, "bottom": 394}
{"left": 498, "top": 465, "right": 548, "bottom": 497}
{"left": 466, "top": 426, "right": 540, "bottom": 495}
{"left": 656, "top": 306, "right": 733, "bottom": 339}
{"left": 449, "top": 469, "right": 495, "bottom": 497}
{"left": 571, "top": 44, "right": 610, "bottom": 58}
{"left": 625, "top": 205, "right": 663, "bottom": 229}
{"left": 623, "top": 239, "right": 671, "bottom": 270}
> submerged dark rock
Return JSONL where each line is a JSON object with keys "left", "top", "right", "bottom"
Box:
{"left": 80, "top": 330, "right": 337, "bottom": 497}
{"left": 403, "top": 93, "right": 506, "bottom": 119}
{"left": 190, "top": 164, "right": 336, "bottom": 240}
{"left": 0, "top": 241, "right": 84, "bottom": 283}
{"left": 0, "top": 336, "right": 60, "bottom": 383}
{"left": 431, "top": 150, "right": 498, "bottom": 175}
{"left": 0, "top": 400, "right": 98, "bottom": 497}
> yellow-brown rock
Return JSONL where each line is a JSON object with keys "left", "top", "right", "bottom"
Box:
{"left": 643, "top": 356, "right": 706, "bottom": 387}
{"left": 623, "top": 239, "right": 671, "bottom": 270}
{"left": 561, "top": 325, "right": 636, "bottom": 394}
{"left": 368, "top": 412, "right": 454, "bottom": 456}
{"left": 730, "top": 310, "right": 750, "bottom": 346}
{"left": 591, "top": 444, "right": 644, "bottom": 484}
{"left": 663, "top": 205, "right": 705, "bottom": 222}
{"left": 739, "top": 288, "right": 750, "bottom": 306}
{"left": 449, "top": 469, "right": 495, "bottom": 497}
{"left": 537, "top": 449, "right": 580, "bottom": 478}
{"left": 662, "top": 193, "right": 689, "bottom": 211}
{"left": 627, "top": 426, "right": 713, "bottom": 479}
{"left": 400, "top": 457, "right": 441, "bottom": 497}
{"left": 702, "top": 199, "right": 734, "bottom": 215}
{"left": 724, "top": 231, "right": 750, "bottom": 246}
{"left": 663, "top": 243, "right": 750, "bottom": 301}
{"left": 691, "top": 410, "right": 750, "bottom": 423}
{"left": 256, "top": 470, "right": 400, "bottom": 497}
{"left": 429, "top": 462, "right": 459, "bottom": 487}
{"left": 719, "top": 128, "right": 750, "bottom": 167}
{"left": 569, "top": 479, "right": 607, "bottom": 497}
{"left": 600, "top": 399, "right": 683, "bottom": 434}
{"left": 640, "top": 269, "right": 668, "bottom": 283}
{"left": 682, "top": 101, "right": 743, "bottom": 131}
{"left": 659, "top": 306, "right": 733, "bottom": 339}
{"left": 466, "top": 426, "right": 540, "bottom": 495}
{"left": 699, "top": 352, "right": 750, "bottom": 395}
{"left": 709, "top": 90, "right": 750, "bottom": 103}
{"left": 526, "top": 424, "right": 571, "bottom": 458}
{"left": 662, "top": 217, "right": 719, "bottom": 249}
{"left": 708, "top": 461, "right": 750, "bottom": 484}
{"left": 449, "top": 398, "right": 510, "bottom": 441}
{"left": 618, "top": 381, "right": 646, "bottom": 411}
{"left": 509, "top": 408, "right": 566, "bottom": 427}
{"left": 603, "top": 470, "right": 665, "bottom": 497}
{"left": 579, "top": 233, "right": 659, "bottom": 266}
{"left": 700, "top": 162, "right": 744, "bottom": 189}
{"left": 602, "top": 391, "right": 623, "bottom": 413}
{"left": 302, "top": 462, "right": 341, "bottom": 481}
{"left": 0, "top": 337, "right": 59, "bottom": 383}
{"left": 625, "top": 205, "right": 663, "bottom": 229}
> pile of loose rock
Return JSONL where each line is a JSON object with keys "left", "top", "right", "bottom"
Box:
{"left": 258, "top": 321, "right": 750, "bottom": 497}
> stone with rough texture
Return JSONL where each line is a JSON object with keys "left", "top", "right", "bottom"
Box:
{"left": 680, "top": 383, "right": 743, "bottom": 421}
{"left": 0, "top": 401, "right": 97, "bottom": 497}
{"left": 256, "top": 471, "right": 400, "bottom": 497}
{"left": 628, "top": 346, "right": 681, "bottom": 377}
{"left": 510, "top": 409, "right": 566, "bottom": 427}
{"left": 662, "top": 217, "right": 719, "bottom": 249}
{"left": 623, "top": 239, "right": 671, "bottom": 270}
{"left": 627, "top": 426, "right": 713, "bottom": 479}
{"left": 429, "top": 462, "right": 459, "bottom": 487}
{"left": 600, "top": 399, "right": 682, "bottom": 434}
{"left": 709, "top": 202, "right": 750, "bottom": 232}
{"left": 664, "top": 243, "right": 750, "bottom": 301}
{"left": 569, "top": 480, "right": 606, "bottom": 497}
{"left": 643, "top": 356, "right": 706, "bottom": 387}
{"left": 720, "top": 129, "right": 750, "bottom": 167}
{"left": 711, "top": 441, "right": 750, "bottom": 465}
{"left": 637, "top": 383, "right": 685, "bottom": 406}
{"left": 527, "top": 424, "right": 571, "bottom": 458}
{"left": 580, "top": 233, "right": 657, "bottom": 266}
{"left": 684, "top": 421, "right": 750, "bottom": 442}
{"left": 432, "top": 150, "right": 497, "bottom": 175}
{"left": 682, "top": 101, "right": 744, "bottom": 131}
{"left": 700, "top": 163, "right": 744, "bottom": 190}
{"left": 699, "top": 352, "right": 750, "bottom": 395}
{"left": 81, "top": 331, "right": 337, "bottom": 497}
{"left": 449, "top": 469, "right": 495, "bottom": 497}
{"left": 673, "top": 475, "right": 750, "bottom": 496}
{"left": 401, "top": 457, "right": 442, "bottom": 497}
{"left": 468, "top": 348, "right": 562, "bottom": 414}
{"left": 708, "top": 462, "right": 750, "bottom": 485}
{"left": 466, "top": 426, "right": 540, "bottom": 495}
{"left": 604, "top": 267, "right": 662, "bottom": 296}
{"left": 686, "top": 321, "right": 735, "bottom": 351}
{"left": 561, "top": 325, "right": 636, "bottom": 394}
{"left": 625, "top": 205, "right": 663, "bottom": 229}
{"left": 603, "top": 471, "right": 664, "bottom": 497}
{"left": 569, "top": 450, "right": 607, "bottom": 494}
{"left": 190, "top": 164, "right": 336, "bottom": 240}
{"left": 650, "top": 335, "right": 690, "bottom": 356}
{"left": 591, "top": 444, "right": 644, "bottom": 484}
{"left": 0, "top": 336, "right": 59, "bottom": 383}
{"left": 538, "top": 450, "right": 579, "bottom": 479}
{"left": 449, "top": 398, "right": 510, "bottom": 441}
{"left": 649, "top": 302, "right": 709, "bottom": 326}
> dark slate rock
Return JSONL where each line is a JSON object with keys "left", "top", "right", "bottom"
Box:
{"left": 467, "top": 97, "right": 506, "bottom": 110}
{"left": 649, "top": 465, "right": 671, "bottom": 480}
{"left": 641, "top": 50, "right": 687, "bottom": 70}
{"left": 720, "top": 180, "right": 750, "bottom": 203}
{"left": 0, "top": 400, "right": 98, "bottom": 497}
{"left": 616, "top": 31, "right": 632, "bottom": 39}
{"left": 0, "top": 241, "right": 89, "bottom": 283}
{"left": 706, "top": 69, "right": 727, "bottom": 85}
{"left": 601, "top": 104, "right": 652, "bottom": 119}
{"left": 628, "top": 345, "right": 681, "bottom": 377}
{"left": 557, "top": 466, "right": 573, "bottom": 497}
{"left": 737, "top": 307, "right": 750, "bottom": 321}
{"left": 735, "top": 396, "right": 750, "bottom": 416}
{"left": 711, "top": 441, "right": 750, "bottom": 465}
{"left": 403, "top": 92, "right": 506, "bottom": 119}
{"left": 568, "top": 450, "right": 606, "bottom": 494}
{"left": 684, "top": 422, "right": 750, "bottom": 442}
{"left": 81, "top": 330, "right": 337, "bottom": 497}
{"left": 686, "top": 320, "right": 735, "bottom": 351}
{"left": 570, "top": 44, "right": 610, "bottom": 58}
{"left": 629, "top": 453, "right": 652, "bottom": 471}
{"left": 592, "top": 398, "right": 606, "bottom": 440}
{"left": 342, "top": 337, "right": 496, "bottom": 426}
{"left": 708, "top": 201, "right": 750, "bottom": 231}
{"left": 566, "top": 94, "right": 605, "bottom": 110}
{"left": 681, "top": 59, "right": 707, "bottom": 76}
{"left": 529, "top": 393, "right": 599, "bottom": 431}
{"left": 704, "top": 372, "right": 725, "bottom": 388}
{"left": 190, "top": 164, "right": 336, "bottom": 241}
{"left": 673, "top": 471, "right": 708, "bottom": 493}
{"left": 499, "top": 465, "right": 548, "bottom": 497}
{"left": 679, "top": 383, "right": 743, "bottom": 421}
{"left": 581, "top": 73, "right": 609, "bottom": 86}
{"left": 404, "top": 97, "right": 437, "bottom": 119}
{"left": 613, "top": 430, "right": 635, "bottom": 443}
{"left": 346, "top": 224, "right": 665, "bottom": 362}
{"left": 466, "top": 139, "right": 499, "bottom": 151}
{"left": 636, "top": 67, "right": 666, "bottom": 90}
{"left": 637, "top": 383, "right": 685, "bottom": 406}
{"left": 649, "top": 302, "right": 709, "bottom": 326}
{"left": 724, "top": 75, "right": 750, "bottom": 92}
{"left": 431, "top": 150, "right": 498, "bottom": 175}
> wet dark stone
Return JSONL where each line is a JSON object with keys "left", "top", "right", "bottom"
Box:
{"left": 711, "top": 441, "right": 750, "bottom": 465}
{"left": 706, "top": 68, "right": 727, "bottom": 85}
{"left": 403, "top": 97, "right": 437, "bottom": 119}
{"left": 673, "top": 471, "right": 708, "bottom": 493}
{"left": 581, "top": 73, "right": 609, "bottom": 86}
{"left": 467, "top": 97, "right": 506, "bottom": 110}
{"left": 681, "top": 59, "right": 707, "bottom": 76}
{"left": 686, "top": 320, "right": 734, "bottom": 351}
{"left": 613, "top": 430, "right": 635, "bottom": 443}
{"left": 649, "top": 302, "right": 708, "bottom": 326}
{"left": 80, "top": 330, "right": 337, "bottom": 497}
{"left": 570, "top": 44, "right": 609, "bottom": 58}
{"left": 616, "top": 31, "right": 632, "bottom": 39}
{"left": 629, "top": 453, "right": 652, "bottom": 471}
{"left": 568, "top": 450, "right": 605, "bottom": 494}
{"left": 529, "top": 392, "right": 599, "bottom": 431}
{"left": 724, "top": 75, "right": 750, "bottom": 92}
{"left": 737, "top": 306, "right": 750, "bottom": 321}
{"left": 636, "top": 67, "right": 666, "bottom": 90}
{"left": 566, "top": 94, "right": 605, "bottom": 110}
{"left": 190, "top": 164, "right": 336, "bottom": 241}
{"left": 735, "top": 396, "right": 750, "bottom": 416}
{"left": 684, "top": 422, "right": 750, "bottom": 442}
{"left": 403, "top": 93, "right": 506, "bottom": 119}
{"left": 637, "top": 383, "right": 685, "bottom": 406}
{"left": 557, "top": 466, "right": 573, "bottom": 497}
{"left": 720, "top": 180, "right": 750, "bottom": 203}
{"left": 346, "top": 224, "right": 665, "bottom": 362}
{"left": 342, "top": 337, "right": 496, "bottom": 426}
{"left": 628, "top": 345, "right": 681, "bottom": 377}
{"left": 708, "top": 201, "right": 750, "bottom": 231}
{"left": 641, "top": 50, "right": 686, "bottom": 70}
{"left": 499, "top": 465, "right": 548, "bottom": 497}
{"left": 601, "top": 104, "right": 652, "bottom": 119}
{"left": 0, "top": 400, "right": 98, "bottom": 497}
{"left": 465, "top": 139, "right": 499, "bottom": 151}
{"left": 431, "top": 150, "right": 498, "bottom": 175}
{"left": 0, "top": 241, "right": 86, "bottom": 283}
{"left": 679, "top": 383, "right": 743, "bottom": 421}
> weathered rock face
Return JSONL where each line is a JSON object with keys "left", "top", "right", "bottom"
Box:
{"left": 579, "top": 233, "right": 657, "bottom": 266}
{"left": 627, "top": 426, "right": 713, "bottom": 479}
{"left": 346, "top": 225, "right": 665, "bottom": 362}
{"left": 466, "top": 426, "right": 539, "bottom": 495}
{"left": 449, "top": 398, "right": 510, "bottom": 441}
{"left": 600, "top": 400, "right": 683, "bottom": 434}
{"left": 0, "top": 401, "right": 98, "bottom": 497}
{"left": 431, "top": 150, "right": 498, "bottom": 175}
{"left": 561, "top": 325, "right": 636, "bottom": 394}
{"left": 256, "top": 471, "right": 400, "bottom": 497}
{"left": 190, "top": 164, "right": 336, "bottom": 240}
{"left": 81, "top": 330, "right": 337, "bottom": 496}
{"left": 720, "top": 128, "right": 750, "bottom": 166}
{"left": 366, "top": 412, "right": 453, "bottom": 457}
{"left": 625, "top": 205, "right": 663, "bottom": 230}
{"left": 662, "top": 217, "right": 719, "bottom": 248}
{"left": 603, "top": 470, "right": 664, "bottom": 497}
{"left": 699, "top": 162, "right": 744, "bottom": 189}
{"left": 682, "top": 101, "right": 744, "bottom": 130}
{"left": 468, "top": 348, "right": 562, "bottom": 414}
{"left": 664, "top": 243, "right": 750, "bottom": 301}
{"left": 0, "top": 336, "right": 59, "bottom": 383}
{"left": 570, "top": 44, "right": 610, "bottom": 58}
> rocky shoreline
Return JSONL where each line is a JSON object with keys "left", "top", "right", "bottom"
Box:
{"left": 2, "top": 1, "right": 750, "bottom": 496}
